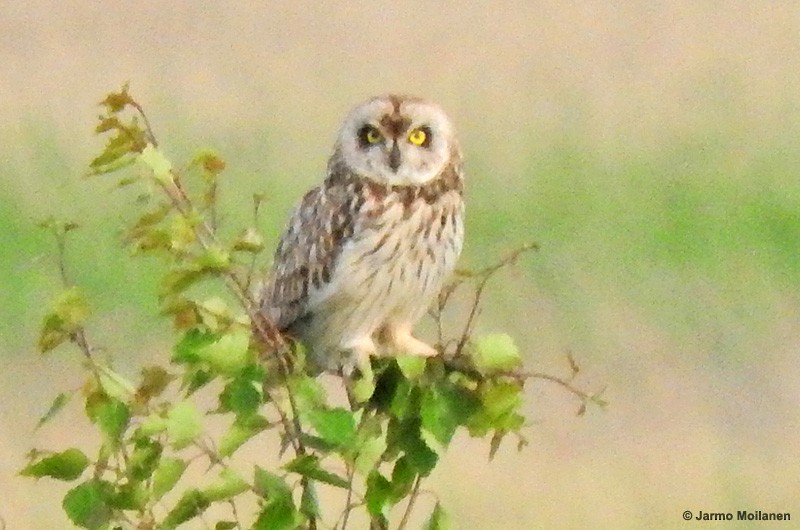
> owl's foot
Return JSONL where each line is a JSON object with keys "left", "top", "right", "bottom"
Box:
{"left": 379, "top": 325, "right": 439, "bottom": 357}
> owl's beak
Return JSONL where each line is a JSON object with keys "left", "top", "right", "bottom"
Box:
{"left": 388, "top": 141, "right": 401, "bottom": 172}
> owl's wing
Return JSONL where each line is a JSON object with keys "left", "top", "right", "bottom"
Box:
{"left": 259, "top": 182, "right": 355, "bottom": 331}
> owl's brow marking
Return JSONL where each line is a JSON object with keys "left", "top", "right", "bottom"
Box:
{"left": 379, "top": 113, "right": 411, "bottom": 138}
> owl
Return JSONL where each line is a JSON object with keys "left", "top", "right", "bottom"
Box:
{"left": 259, "top": 94, "right": 464, "bottom": 372}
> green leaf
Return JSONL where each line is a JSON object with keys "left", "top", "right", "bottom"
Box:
{"left": 195, "top": 150, "right": 226, "bottom": 174}
{"left": 424, "top": 503, "right": 450, "bottom": 530}
{"left": 390, "top": 380, "right": 417, "bottom": 420}
{"left": 173, "top": 328, "right": 217, "bottom": 364}
{"left": 161, "top": 268, "right": 205, "bottom": 298}
{"left": 139, "top": 144, "right": 173, "bottom": 185}
{"left": 89, "top": 152, "right": 136, "bottom": 175}
{"left": 387, "top": 417, "right": 438, "bottom": 476}
{"left": 110, "top": 481, "right": 147, "bottom": 510}
{"left": 396, "top": 355, "right": 426, "bottom": 379}
{"left": 216, "top": 522, "right": 237, "bottom": 530}
{"left": 63, "top": 480, "right": 112, "bottom": 529}
{"left": 96, "top": 364, "right": 136, "bottom": 401}
{"left": 38, "top": 286, "right": 90, "bottom": 353}
{"left": 196, "top": 245, "right": 231, "bottom": 272}
{"left": 300, "top": 480, "right": 320, "bottom": 519}
{"left": 20, "top": 448, "right": 89, "bottom": 481}
{"left": 152, "top": 457, "right": 188, "bottom": 500}
{"left": 198, "top": 329, "right": 251, "bottom": 376}
{"left": 251, "top": 497, "right": 302, "bottom": 530}
{"left": 160, "top": 489, "right": 210, "bottom": 529}
{"left": 36, "top": 391, "right": 72, "bottom": 430}
{"left": 89, "top": 138, "right": 134, "bottom": 171}
{"left": 253, "top": 466, "right": 292, "bottom": 501}
{"left": 203, "top": 468, "right": 250, "bottom": 502}
{"left": 219, "top": 414, "right": 270, "bottom": 457}
{"left": 138, "top": 413, "right": 168, "bottom": 437}
{"left": 351, "top": 362, "right": 376, "bottom": 403}
{"left": 353, "top": 417, "right": 387, "bottom": 476}
{"left": 169, "top": 214, "right": 197, "bottom": 252}
{"left": 252, "top": 466, "right": 303, "bottom": 529}
{"left": 306, "top": 407, "right": 356, "bottom": 448}
{"left": 219, "top": 375, "right": 262, "bottom": 417}
{"left": 468, "top": 380, "right": 525, "bottom": 437}
{"left": 287, "top": 375, "right": 326, "bottom": 409}
{"left": 184, "top": 367, "right": 214, "bottom": 394}
{"left": 420, "top": 381, "right": 479, "bottom": 446}
{"left": 166, "top": 401, "right": 202, "bottom": 449}
{"left": 232, "top": 227, "right": 264, "bottom": 252}
{"left": 128, "top": 438, "right": 163, "bottom": 481}
{"left": 85, "top": 393, "right": 130, "bottom": 445}
{"left": 365, "top": 470, "right": 392, "bottom": 518}
{"left": 390, "top": 456, "right": 416, "bottom": 500}
{"left": 284, "top": 455, "right": 349, "bottom": 489}
{"left": 471, "top": 333, "right": 522, "bottom": 373}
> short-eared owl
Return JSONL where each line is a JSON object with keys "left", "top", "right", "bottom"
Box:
{"left": 259, "top": 95, "right": 464, "bottom": 370}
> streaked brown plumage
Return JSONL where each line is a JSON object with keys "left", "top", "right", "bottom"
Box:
{"left": 259, "top": 95, "right": 464, "bottom": 370}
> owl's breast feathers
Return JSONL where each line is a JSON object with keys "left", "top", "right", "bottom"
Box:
{"left": 260, "top": 162, "right": 464, "bottom": 336}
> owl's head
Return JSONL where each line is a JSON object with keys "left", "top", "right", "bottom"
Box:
{"left": 335, "top": 95, "right": 458, "bottom": 187}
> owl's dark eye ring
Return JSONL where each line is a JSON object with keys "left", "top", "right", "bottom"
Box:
{"left": 357, "top": 125, "right": 383, "bottom": 147}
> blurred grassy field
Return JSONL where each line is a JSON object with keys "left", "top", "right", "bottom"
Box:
{"left": 3, "top": 2, "right": 800, "bottom": 529}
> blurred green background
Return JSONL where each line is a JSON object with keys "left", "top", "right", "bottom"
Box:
{"left": 3, "top": 2, "right": 800, "bottom": 528}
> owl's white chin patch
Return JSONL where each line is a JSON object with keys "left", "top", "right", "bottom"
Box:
{"left": 380, "top": 166, "right": 441, "bottom": 186}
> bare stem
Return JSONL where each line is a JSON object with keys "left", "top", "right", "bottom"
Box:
{"left": 396, "top": 476, "right": 422, "bottom": 530}
{"left": 131, "top": 99, "right": 159, "bottom": 147}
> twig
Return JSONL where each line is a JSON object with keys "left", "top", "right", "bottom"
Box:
{"left": 522, "top": 371, "right": 592, "bottom": 402}
{"left": 130, "top": 99, "right": 159, "bottom": 147}
{"left": 455, "top": 242, "right": 538, "bottom": 280}
{"left": 340, "top": 408, "right": 372, "bottom": 530}
{"left": 447, "top": 242, "right": 537, "bottom": 357}
{"left": 244, "top": 194, "right": 265, "bottom": 293}
{"left": 339, "top": 464, "right": 358, "bottom": 530}
{"left": 396, "top": 475, "right": 422, "bottom": 530}
{"left": 228, "top": 499, "right": 243, "bottom": 530}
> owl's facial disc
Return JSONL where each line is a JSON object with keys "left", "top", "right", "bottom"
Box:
{"left": 340, "top": 95, "right": 455, "bottom": 186}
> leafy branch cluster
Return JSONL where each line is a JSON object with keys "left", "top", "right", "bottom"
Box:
{"left": 22, "top": 85, "right": 605, "bottom": 530}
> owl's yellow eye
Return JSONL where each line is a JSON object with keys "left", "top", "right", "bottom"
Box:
{"left": 359, "top": 125, "right": 383, "bottom": 146}
{"left": 408, "top": 128, "right": 428, "bottom": 146}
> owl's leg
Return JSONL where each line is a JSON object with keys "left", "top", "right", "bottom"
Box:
{"left": 379, "top": 324, "right": 439, "bottom": 357}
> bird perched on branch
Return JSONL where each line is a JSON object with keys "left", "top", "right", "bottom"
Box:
{"left": 259, "top": 95, "right": 464, "bottom": 372}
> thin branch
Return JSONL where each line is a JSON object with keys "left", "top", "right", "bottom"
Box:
{"left": 340, "top": 407, "right": 373, "bottom": 530}
{"left": 244, "top": 194, "right": 266, "bottom": 293}
{"left": 130, "top": 99, "right": 159, "bottom": 147}
{"left": 55, "top": 228, "right": 70, "bottom": 287}
{"left": 445, "top": 242, "right": 538, "bottom": 357}
{"left": 522, "top": 371, "right": 592, "bottom": 402}
{"left": 396, "top": 476, "right": 422, "bottom": 530}
{"left": 339, "top": 463, "right": 358, "bottom": 530}
{"left": 228, "top": 499, "right": 243, "bottom": 530}
{"left": 455, "top": 242, "right": 538, "bottom": 280}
